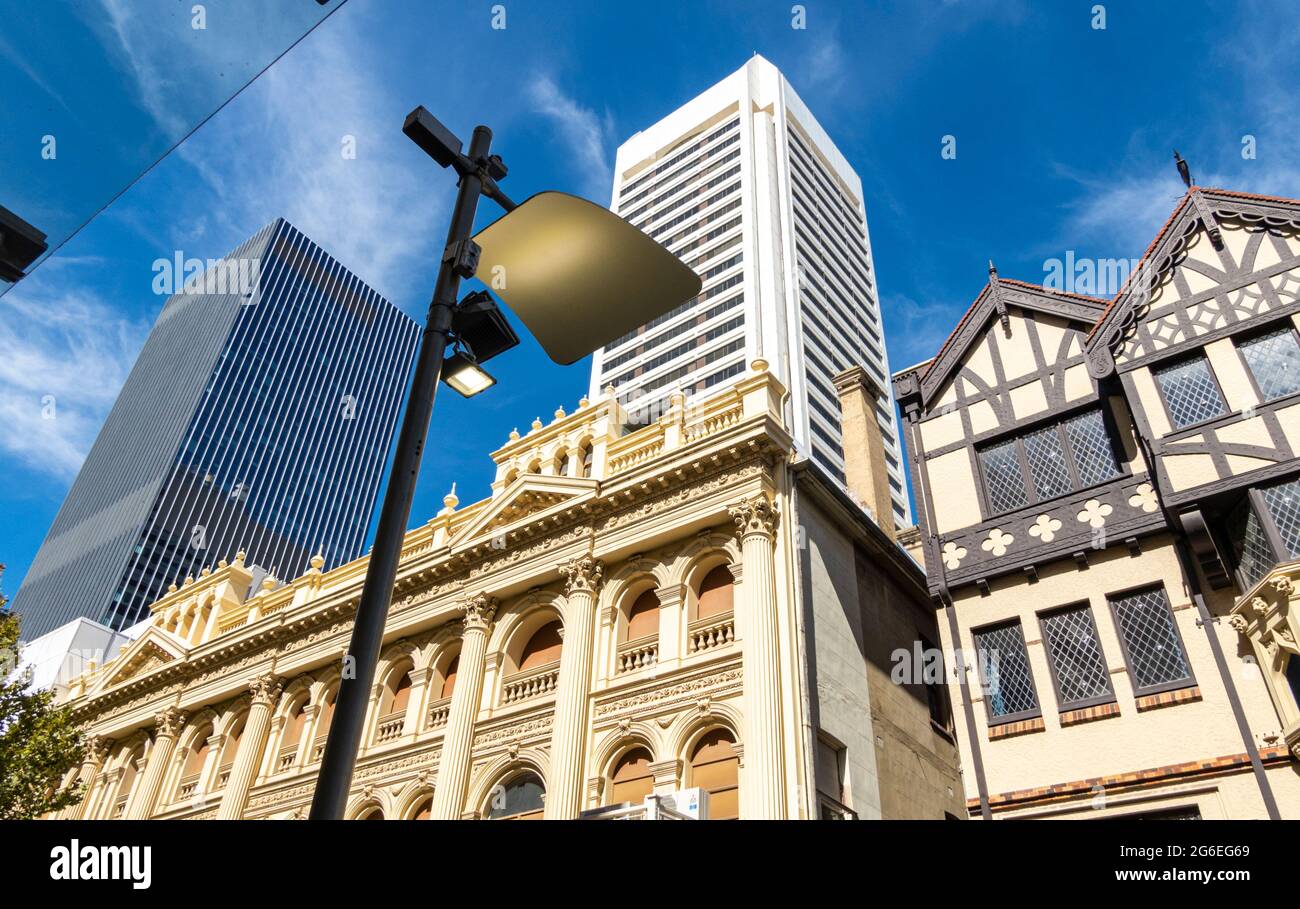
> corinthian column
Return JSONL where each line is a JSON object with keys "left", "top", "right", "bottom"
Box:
{"left": 729, "top": 494, "right": 786, "bottom": 819}
{"left": 430, "top": 594, "right": 497, "bottom": 819}
{"left": 126, "top": 708, "right": 185, "bottom": 819}
{"left": 67, "top": 735, "right": 111, "bottom": 819}
{"left": 217, "top": 674, "right": 281, "bottom": 819}
{"left": 545, "top": 555, "right": 604, "bottom": 819}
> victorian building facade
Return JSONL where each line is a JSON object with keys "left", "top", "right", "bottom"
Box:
{"left": 894, "top": 185, "right": 1300, "bottom": 819}
{"left": 54, "top": 363, "right": 961, "bottom": 821}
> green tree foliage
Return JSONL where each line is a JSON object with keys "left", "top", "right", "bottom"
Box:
{"left": 0, "top": 597, "right": 86, "bottom": 819}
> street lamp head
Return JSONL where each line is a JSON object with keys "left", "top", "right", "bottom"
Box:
{"left": 402, "top": 106, "right": 464, "bottom": 170}
{"left": 453, "top": 290, "right": 519, "bottom": 364}
{"left": 471, "top": 192, "right": 702, "bottom": 365}
{"left": 442, "top": 351, "right": 496, "bottom": 397}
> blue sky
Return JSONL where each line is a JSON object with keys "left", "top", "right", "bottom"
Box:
{"left": 2, "top": 0, "right": 1298, "bottom": 597}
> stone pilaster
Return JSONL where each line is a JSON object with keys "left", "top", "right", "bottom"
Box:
{"left": 66, "top": 735, "right": 111, "bottom": 820}
{"left": 217, "top": 674, "right": 281, "bottom": 819}
{"left": 545, "top": 555, "right": 604, "bottom": 818}
{"left": 430, "top": 593, "right": 497, "bottom": 819}
{"left": 404, "top": 667, "right": 433, "bottom": 739}
{"left": 729, "top": 494, "right": 786, "bottom": 819}
{"left": 126, "top": 708, "right": 184, "bottom": 819}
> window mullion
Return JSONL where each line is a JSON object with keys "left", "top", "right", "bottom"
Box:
{"left": 1057, "top": 421, "right": 1082, "bottom": 492}
{"left": 1015, "top": 437, "right": 1037, "bottom": 506}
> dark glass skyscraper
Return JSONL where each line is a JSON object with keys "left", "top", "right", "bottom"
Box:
{"left": 14, "top": 219, "right": 418, "bottom": 638}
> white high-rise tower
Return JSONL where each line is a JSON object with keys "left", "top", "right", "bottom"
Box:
{"left": 589, "top": 56, "right": 910, "bottom": 529}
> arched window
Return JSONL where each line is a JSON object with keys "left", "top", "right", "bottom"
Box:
{"left": 412, "top": 799, "right": 432, "bottom": 821}
{"left": 381, "top": 670, "right": 413, "bottom": 717}
{"left": 526, "top": 459, "right": 541, "bottom": 475}
{"left": 279, "top": 699, "right": 307, "bottom": 770}
{"left": 182, "top": 735, "right": 210, "bottom": 779}
{"left": 624, "top": 589, "right": 660, "bottom": 642}
{"left": 486, "top": 772, "right": 546, "bottom": 819}
{"left": 504, "top": 467, "right": 520, "bottom": 485}
{"left": 218, "top": 720, "right": 243, "bottom": 785}
{"left": 176, "top": 726, "right": 211, "bottom": 803}
{"left": 519, "top": 621, "right": 563, "bottom": 670}
{"left": 557, "top": 452, "right": 571, "bottom": 477}
{"left": 689, "top": 729, "right": 739, "bottom": 820}
{"left": 440, "top": 656, "right": 459, "bottom": 699}
{"left": 113, "top": 745, "right": 145, "bottom": 818}
{"left": 579, "top": 444, "right": 593, "bottom": 478}
{"left": 358, "top": 807, "right": 384, "bottom": 820}
{"left": 607, "top": 747, "right": 654, "bottom": 805}
{"left": 313, "top": 690, "right": 336, "bottom": 760}
{"left": 697, "top": 565, "right": 734, "bottom": 619}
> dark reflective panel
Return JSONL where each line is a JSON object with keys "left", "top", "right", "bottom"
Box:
{"left": 0, "top": 0, "right": 343, "bottom": 294}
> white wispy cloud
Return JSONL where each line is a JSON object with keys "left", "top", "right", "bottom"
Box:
{"left": 1053, "top": 6, "right": 1300, "bottom": 262}
{"left": 799, "top": 35, "right": 848, "bottom": 94}
{"left": 0, "top": 270, "right": 146, "bottom": 479}
{"left": 92, "top": 0, "right": 441, "bottom": 303}
{"left": 526, "top": 74, "right": 614, "bottom": 202}
{"left": 883, "top": 292, "right": 969, "bottom": 372}
{"left": 198, "top": 27, "right": 441, "bottom": 300}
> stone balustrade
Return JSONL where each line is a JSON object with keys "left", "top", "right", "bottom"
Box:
{"left": 688, "top": 613, "right": 735, "bottom": 654}
{"left": 616, "top": 636, "right": 658, "bottom": 673}
{"left": 501, "top": 662, "right": 560, "bottom": 705}
{"left": 427, "top": 698, "right": 451, "bottom": 729}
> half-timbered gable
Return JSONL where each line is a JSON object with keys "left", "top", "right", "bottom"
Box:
{"left": 1087, "top": 188, "right": 1300, "bottom": 590}
{"left": 896, "top": 275, "right": 1160, "bottom": 592}
{"left": 896, "top": 183, "right": 1300, "bottom": 820}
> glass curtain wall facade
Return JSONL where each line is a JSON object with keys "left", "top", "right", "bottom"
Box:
{"left": 14, "top": 219, "right": 418, "bottom": 637}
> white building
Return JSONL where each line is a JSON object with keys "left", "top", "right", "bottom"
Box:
{"left": 8, "top": 615, "right": 145, "bottom": 696}
{"left": 589, "top": 55, "right": 910, "bottom": 529}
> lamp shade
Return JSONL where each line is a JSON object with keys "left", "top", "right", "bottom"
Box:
{"left": 472, "top": 192, "right": 702, "bottom": 365}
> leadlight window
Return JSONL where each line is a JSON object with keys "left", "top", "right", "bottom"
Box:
{"left": 1109, "top": 587, "right": 1193, "bottom": 694}
{"left": 1023, "top": 424, "right": 1072, "bottom": 500}
{"left": 977, "top": 407, "right": 1122, "bottom": 515}
{"left": 1039, "top": 605, "right": 1113, "bottom": 708}
{"left": 1261, "top": 478, "right": 1300, "bottom": 557}
{"left": 1229, "top": 477, "right": 1300, "bottom": 589}
{"left": 1153, "top": 355, "right": 1227, "bottom": 430}
{"left": 979, "top": 438, "right": 1029, "bottom": 513}
{"left": 1064, "top": 409, "right": 1122, "bottom": 487}
{"left": 1230, "top": 498, "right": 1275, "bottom": 590}
{"left": 1239, "top": 326, "right": 1300, "bottom": 401}
{"left": 973, "top": 621, "right": 1039, "bottom": 722}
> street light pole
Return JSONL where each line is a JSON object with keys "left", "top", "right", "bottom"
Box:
{"left": 309, "top": 125, "right": 497, "bottom": 819}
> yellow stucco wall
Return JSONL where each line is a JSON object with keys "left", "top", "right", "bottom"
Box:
{"left": 941, "top": 536, "right": 1299, "bottom": 817}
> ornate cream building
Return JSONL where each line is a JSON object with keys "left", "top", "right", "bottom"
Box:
{"left": 53, "top": 363, "right": 961, "bottom": 820}
{"left": 894, "top": 186, "right": 1300, "bottom": 819}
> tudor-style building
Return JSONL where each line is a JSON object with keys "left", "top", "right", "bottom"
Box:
{"left": 894, "top": 185, "right": 1300, "bottom": 819}
{"left": 52, "top": 363, "right": 962, "bottom": 821}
